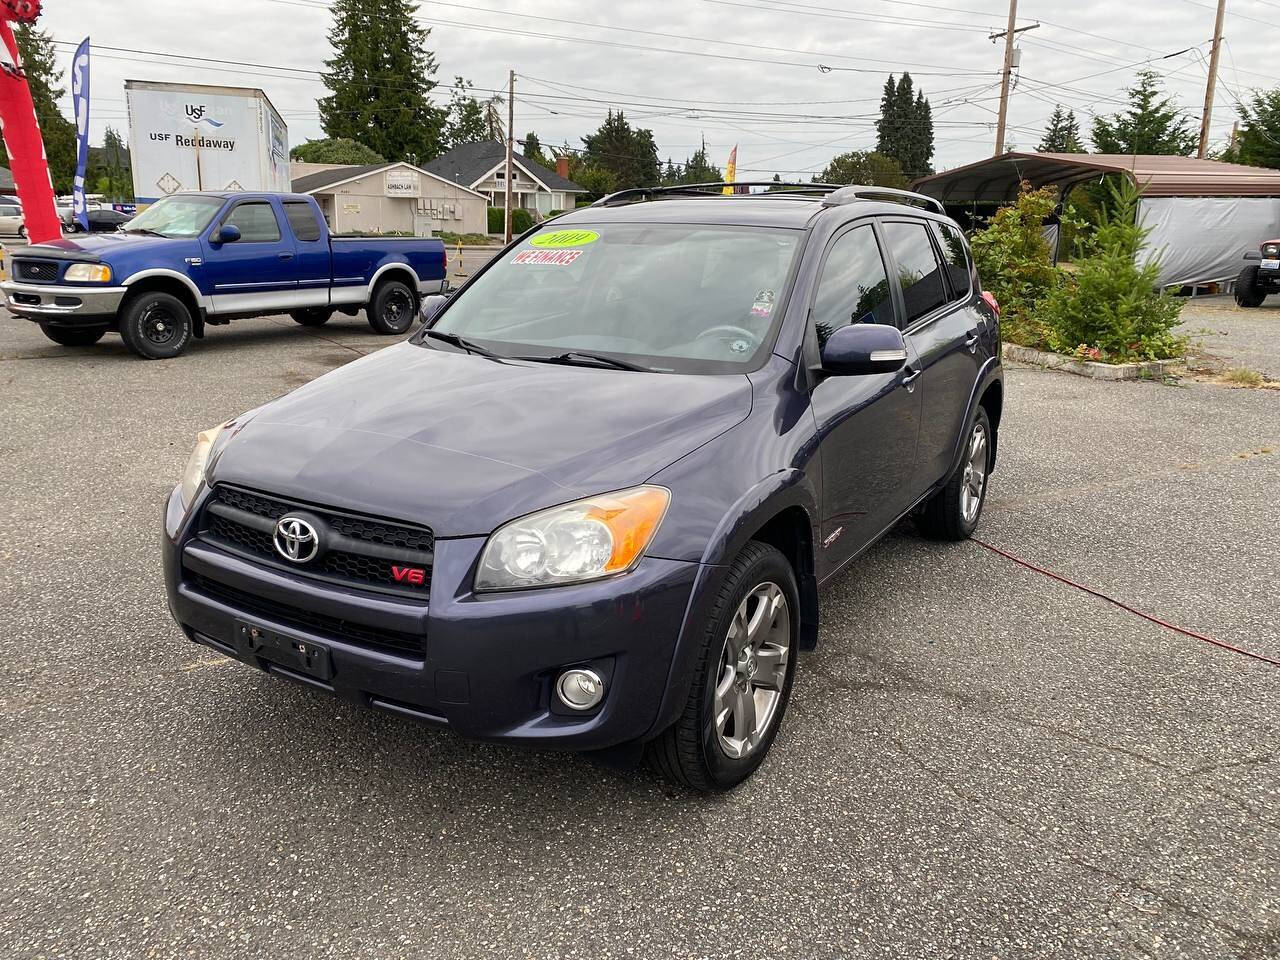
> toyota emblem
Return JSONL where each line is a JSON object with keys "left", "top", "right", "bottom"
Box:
{"left": 273, "top": 515, "right": 320, "bottom": 563}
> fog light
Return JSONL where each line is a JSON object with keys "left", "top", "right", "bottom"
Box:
{"left": 556, "top": 668, "right": 605, "bottom": 711}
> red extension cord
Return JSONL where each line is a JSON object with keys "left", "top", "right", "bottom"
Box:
{"left": 973, "top": 538, "right": 1280, "bottom": 669}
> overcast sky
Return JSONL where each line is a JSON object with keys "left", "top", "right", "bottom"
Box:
{"left": 38, "top": 0, "right": 1280, "bottom": 180}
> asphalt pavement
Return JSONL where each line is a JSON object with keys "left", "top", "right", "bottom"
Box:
{"left": 0, "top": 304, "right": 1277, "bottom": 959}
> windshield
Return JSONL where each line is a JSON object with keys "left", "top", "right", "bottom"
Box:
{"left": 429, "top": 222, "right": 801, "bottom": 373}
{"left": 124, "top": 195, "right": 224, "bottom": 238}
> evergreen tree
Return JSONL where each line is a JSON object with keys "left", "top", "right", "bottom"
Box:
{"left": 441, "top": 78, "right": 488, "bottom": 149}
{"left": 876, "top": 73, "right": 933, "bottom": 178}
{"left": 581, "top": 111, "right": 660, "bottom": 189}
{"left": 1091, "top": 70, "right": 1196, "bottom": 156}
{"left": 88, "top": 126, "right": 132, "bottom": 201}
{"left": 678, "top": 137, "right": 721, "bottom": 183}
{"left": 1038, "top": 105, "right": 1084, "bottom": 152}
{"left": 1233, "top": 88, "right": 1280, "bottom": 169}
{"left": 319, "top": 0, "right": 446, "bottom": 163}
{"left": 521, "top": 131, "right": 550, "bottom": 167}
{"left": 290, "top": 137, "right": 384, "bottom": 164}
{"left": 663, "top": 158, "right": 682, "bottom": 184}
{"left": 767, "top": 173, "right": 784, "bottom": 191}
{"left": 815, "top": 150, "right": 908, "bottom": 187}
{"left": 0, "top": 24, "right": 76, "bottom": 193}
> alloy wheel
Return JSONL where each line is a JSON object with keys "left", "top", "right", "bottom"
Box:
{"left": 713, "top": 581, "right": 791, "bottom": 760}
{"left": 960, "top": 421, "right": 988, "bottom": 523}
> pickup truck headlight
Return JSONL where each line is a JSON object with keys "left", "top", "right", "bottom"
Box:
{"left": 179, "top": 423, "right": 227, "bottom": 512}
{"left": 1264, "top": 244, "right": 1280, "bottom": 258}
{"left": 475, "top": 486, "right": 670, "bottom": 591}
{"left": 63, "top": 263, "right": 112, "bottom": 283}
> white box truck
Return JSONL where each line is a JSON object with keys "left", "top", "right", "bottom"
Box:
{"left": 125, "top": 80, "right": 289, "bottom": 207}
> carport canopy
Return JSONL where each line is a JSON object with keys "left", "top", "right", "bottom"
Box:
{"left": 911, "top": 153, "right": 1280, "bottom": 204}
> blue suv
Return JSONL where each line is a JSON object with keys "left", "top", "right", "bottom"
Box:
{"left": 162, "top": 183, "right": 1003, "bottom": 791}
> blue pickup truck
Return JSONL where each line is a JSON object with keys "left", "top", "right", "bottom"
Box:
{"left": 1, "top": 191, "right": 447, "bottom": 358}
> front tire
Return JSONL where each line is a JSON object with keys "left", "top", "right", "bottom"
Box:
{"left": 917, "top": 407, "right": 992, "bottom": 541}
{"left": 291, "top": 307, "right": 334, "bottom": 327}
{"left": 1235, "top": 265, "right": 1266, "bottom": 307}
{"left": 119, "top": 291, "right": 193, "bottom": 359}
{"left": 367, "top": 278, "right": 417, "bottom": 335}
{"left": 646, "top": 541, "right": 799, "bottom": 792}
{"left": 39, "top": 323, "right": 106, "bottom": 347}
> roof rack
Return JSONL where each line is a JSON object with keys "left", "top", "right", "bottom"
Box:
{"left": 820, "top": 185, "right": 945, "bottom": 215}
{"left": 591, "top": 181, "right": 946, "bottom": 215}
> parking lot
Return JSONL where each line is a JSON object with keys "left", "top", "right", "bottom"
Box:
{"left": 1, "top": 301, "right": 1276, "bottom": 959}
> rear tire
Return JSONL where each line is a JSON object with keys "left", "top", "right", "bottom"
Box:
{"left": 17, "top": 224, "right": 26, "bottom": 239}
{"left": 291, "top": 307, "right": 334, "bottom": 327}
{"left": 39, "top": 323, "right": 106, "bottom": 347}
{"left": 367, "top": 278, "right": 417, "bottom": 335}
{"left": 1235, "top": 265, "right": 1266, "bottom": 308}
{"left": 645, "top": 541, "right": 799, "bottom": 792}
{"left": 917, "top": 407, "right": 992, "bottom": 541}
{"left": 119, "top": 291, "right": 193, "bottom": 360}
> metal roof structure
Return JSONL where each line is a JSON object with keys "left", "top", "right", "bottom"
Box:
{"left": 912, "top": 153, "right": 1280, "bottom": 202}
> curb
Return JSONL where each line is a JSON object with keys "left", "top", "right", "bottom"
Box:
{"left": 1002, "top": 343, "right": 1184, "bottom": 380}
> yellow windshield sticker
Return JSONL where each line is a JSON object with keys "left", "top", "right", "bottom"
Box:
{"left": 530, "top": 229, "right": 600, "bottom": 248}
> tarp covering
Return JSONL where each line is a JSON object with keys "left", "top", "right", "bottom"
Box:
{"left": 1138, "top": 196, "right": 1280, "bottom": 287}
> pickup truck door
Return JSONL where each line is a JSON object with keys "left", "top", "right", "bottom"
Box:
{"left": 281, "top": 198, "right": 332, "bottom": 309}
{"left": 200, "top": 198, "right": 299, "bottom": 313}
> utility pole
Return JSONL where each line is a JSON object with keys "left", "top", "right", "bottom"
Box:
{"left": 1197, "top": 0, "right": 1227, "bottom": 159}
{"left": 994, "top": 0, "right": 1018, "bottom": 156}
{"left": 505, "top": 69, "right": 514, "bottom": 244}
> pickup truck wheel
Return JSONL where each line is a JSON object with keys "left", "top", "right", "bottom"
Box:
{"left": 39, "top": 323, "right": 106, "bottom": 347}
{"left": 1235, "top": 265, "right": 1266, "bottom": 307}
{"left": 645, "top": 541, "right": 799, "bottom": 792}
{"left": 291, "top": 308, "right": 334, "bottom": 327}
{"left": 916, "top": 407, "right": 992, "bottom": 541}
{"left": 368, "top": 279, "right": 417, "bottom": 335}
{"left": 119, "top": 291, "right": 193, "bottom": 360}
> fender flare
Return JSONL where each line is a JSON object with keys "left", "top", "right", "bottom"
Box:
{"left": 367, "top": 261, "right": 421, "bottom": 301}
{"left": 121, "top": 268, "right": 211, "bottom": 335}
{"left": 945, "top": 358, "right": 1004, "bottom": 478}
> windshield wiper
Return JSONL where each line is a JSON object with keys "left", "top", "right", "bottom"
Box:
{"left": 516, "top": 351, "right": 650, "bottom": 372}
{"left": 123, "top": 227, "right": 168, "bottom": 237}
{"left": 421, "top": 329, "right": 504, "bottom": 361}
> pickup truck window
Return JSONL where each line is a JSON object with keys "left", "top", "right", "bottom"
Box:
{"left": 124, "top": 195, "right": 223, "bottom": 238}
{"left": 284, "top": 201, "right": 323, "bottom": 242}
{"left": 222, "top": 201, "right": 282, "bottom": 243}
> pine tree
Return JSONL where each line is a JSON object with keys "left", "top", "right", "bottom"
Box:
{"left": 521, "top": 131, "right": 550, "bottom": 167}
{"left": 678, "top": 137, "right": 722, "bottom": 183}
{"left": 1091, "top": 70, "right": 1196, "bottom": 156}
{"left": 319, "top": 0, "right": 446, "bottom": 163}
{"left": 441, "top": 77, "right": 488, "bottom": 149}
{"left": 876, "top": 73, "right": 933, "bottom": 178}
{"left": 581, "top": 111, "right": 660, "bottom": 189}
{"left": 0, "top": 24, "right": 76, "bottom": 193}
{"left": 663, "top": 158, "right": 681, "bottom": 184}
{"left": 1234, "top": 88, "right": 1280, "bottom": 169}
{"left": 1038, "top": 105, "right": 1084, "bottom": 152}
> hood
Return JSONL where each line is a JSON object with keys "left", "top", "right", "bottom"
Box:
{"left": 211, "top": 342, "right": 753, "bottom": 537}
{"left": 20, "top": 232, "right": 187, "bottom": 261}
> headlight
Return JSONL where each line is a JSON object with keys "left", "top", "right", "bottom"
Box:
{"left": 1264, "top": 244, "right": 1280, "bottom": 257}
{"left": 63, "top": 263, "right": 112, "bottom": 283}
{"left": 178, "top": 423, "right": 227, "bottom": 511}
{"left": 475, "top": 485, "right": 671, "bottom": 591}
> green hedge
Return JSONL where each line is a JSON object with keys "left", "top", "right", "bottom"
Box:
{"left": 511, "top": 208, "right": 534, "bottom": 234}
{"left": 487, "top": 206, "right": 504, "bottom": 234}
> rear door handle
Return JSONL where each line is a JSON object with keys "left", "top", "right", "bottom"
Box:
{"left": 278, "top": 252, "right": 294, "bottom": 260}
{"left": 902, "top": 367, "right": 922, "bottom": 392}
{"left": 965, "top": 332, "right": 979, "bottom": 353}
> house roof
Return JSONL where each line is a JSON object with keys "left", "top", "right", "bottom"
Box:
{"left": 423, "top": 140, "right": 586, "bottom": 193}
{"left": 912, "top": 152, "right": 1280, "bottom": 202}
{"left": 291, "top": 161, "right": 487, "bottom": 199}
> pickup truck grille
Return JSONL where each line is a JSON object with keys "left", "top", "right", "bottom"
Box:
{"left": 197, "top": 485, "right": 434, "bottom": 598}
{"left": 13, "top": 259, "right": 61, "bottom": 283}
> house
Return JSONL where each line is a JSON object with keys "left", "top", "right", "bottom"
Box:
{"left": 290, "top": 160, "right": 489, "bottom": 236}
{"left": 423, "top": 140, "right": 587, "bottom": 217}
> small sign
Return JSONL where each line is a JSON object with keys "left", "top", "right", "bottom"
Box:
{"left": 385, "top": 169, "right": 421, "bottom": 198}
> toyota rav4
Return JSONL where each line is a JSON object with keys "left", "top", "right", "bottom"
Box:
{"left": 162, "top": 183, "right": 1004, "bottom": 791}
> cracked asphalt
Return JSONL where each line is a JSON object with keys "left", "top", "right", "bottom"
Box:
{"left": 1, "top": 301, "right": 1276, "bottom": 959}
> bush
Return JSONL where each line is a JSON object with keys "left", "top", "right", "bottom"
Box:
{"left": 511, "top": 208, "right": 534, "bottom": 234}
{"left": 487, "top": 206, "right": 504, "bottom": 234}
{"left": 969, "top": 184, "right": 1062, "bottom": 348}
{"left": 1038, "top": 178, "right": 1185, "bottom": 363}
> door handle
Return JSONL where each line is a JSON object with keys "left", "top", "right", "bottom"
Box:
{"left": 902, "top": 367, "right": 922, "bottom": 392}
{"left": 965, "top": 332, "right": 979, "bottom": 353}
{"left": 277, "top": 252, "right": 294, "bottom": 260}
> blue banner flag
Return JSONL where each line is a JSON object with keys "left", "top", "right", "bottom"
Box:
{"left": 71, "top": 37, "right": 91, "bottom": 232}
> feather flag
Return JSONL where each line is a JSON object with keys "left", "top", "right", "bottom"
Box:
{"left": 722, "top": 145, "right": 737, "bottom": 195}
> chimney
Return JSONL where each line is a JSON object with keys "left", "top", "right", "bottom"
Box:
{"left": 556, "top": 155, "right": 570, "bottom": 180}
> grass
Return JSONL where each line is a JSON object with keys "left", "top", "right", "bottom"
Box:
{"left": 1219, "top": 367, "right": 1264, "bottom": 388}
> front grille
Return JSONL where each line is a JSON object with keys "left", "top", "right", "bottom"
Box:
{"left": 14, "top": 259, "right": 61, "bottom": 283}
{"left": 190, "top": 575, "right": 425, "bottom": 658}
{"left": 198, "top": 485, "right": 434, "bottom": 598}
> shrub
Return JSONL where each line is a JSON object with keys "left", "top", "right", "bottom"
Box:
{"left": 1038, "top": 177, "right": 1185, "bottom": 363}
{"left": 511, "top": 208, "right": 534, "bottom": 234}
{"left": 969, "top": 184, "right": 1062, "bottom": 348}
{"left": 487, "top": 206, "right": 504, "bottom": 234}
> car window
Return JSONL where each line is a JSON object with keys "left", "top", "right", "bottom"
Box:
{"left": 882, "top": 220, "right": 948, "bottom": 326}
{"left": 0, "top": 205, "right": 17, "bottom": 217}
{"left": 284, "top": 201, "right": 323, "bottom": 242}
{"left": 934, "top": 221, "right": 972, "bottom": 299}
{"left": 223, "top": 201, "right": 281, "bottom": 243}
{"left": 809, "top": 224, "right": 895, "bottom": 349}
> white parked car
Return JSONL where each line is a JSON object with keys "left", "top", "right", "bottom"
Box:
{"left": 0, "top": 199, "right": 25, "bottom": 238}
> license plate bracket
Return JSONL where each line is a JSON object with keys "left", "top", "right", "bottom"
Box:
{"left": 237, "top": 620, "right": 333, "bottom": 681}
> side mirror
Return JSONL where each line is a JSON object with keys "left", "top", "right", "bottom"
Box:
{"left": 1243, "top": 250, "right": 1262, "bottom": 261}
{"left": 820, "top": 323, "right": 908, "bottom": 376}
{"left": 215, "top": 224, "right": 241, "bottom": 244}
{"left": 420, "top": 292, "right": 451, "bottom": 324}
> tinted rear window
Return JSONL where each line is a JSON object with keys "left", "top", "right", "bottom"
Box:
{"left": 934, "top": 221, "right": 972, "bottom": 298}
{"left": 882, "top": 220, "right": 948, "bottom": 325}
{"left": 284, "top": 201, "right": 323, "bottom": 242}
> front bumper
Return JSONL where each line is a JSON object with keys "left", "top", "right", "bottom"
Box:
{"left": 162, "top": 486, "right": 701, "bottom": 750}
{"left": 1, "top": 280, "right": 127, "bottom": 321}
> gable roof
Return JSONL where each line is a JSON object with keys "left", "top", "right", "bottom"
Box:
{"left": 291, "top": 161, "right": 487, "bottom": 199}
{"left": 423, "top": 140, "right": 586, "bottom": 193}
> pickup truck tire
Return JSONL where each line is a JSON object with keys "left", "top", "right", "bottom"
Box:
{"left": 39, "top": 323, "right": 106, "bottom": 347}
{"left": 119, "top": 290, "right": 193, "bottom": 360}
{"left": 368, "top": 279, "right": 417, "bottom": 335}
{"left": 645, "top": 541, "right": 799, "bottom": 792}
{"left": 1235, "top": 265, "right": 1266, "bottom": 307}
{"left": 291, "top": 308, "right": 334, "bottom": 327}
{"left": 916, "top": 406, "right": 992, "bottom": 541}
